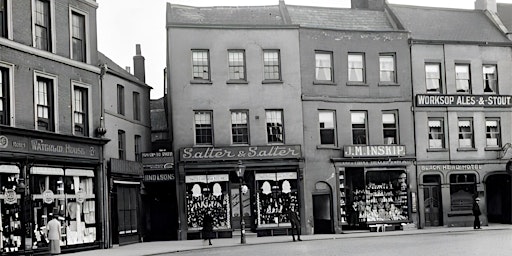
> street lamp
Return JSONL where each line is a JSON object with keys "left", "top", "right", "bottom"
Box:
{"left": 236, "top": 160, "right": 246, "bottom": 244}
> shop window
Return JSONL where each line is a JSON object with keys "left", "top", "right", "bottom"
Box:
{"left": 194, "top": 111, "right": 213, "bottom": 145}
{"left": 263, "top": 49, "right": 281, "bottom": 81}
{"left": 449, "top": 174, "right": 476, "bottom": 211}
{"left": 0, "top": 66, "right": 9, "bottom": 125}
{"left": 30, "top": 167, "right": 96, "bottom": 249}
{"left": 192, "top": 49, "right": 210, "bottom": 81}
{"left": 483, "top": 64, "right": 497, "bottom": 93}
{"left": 458, "top": 118, "right": 474, "bottom": 148}
{"left": 382, "top": 111, "right": 397, "bottom": 145}
{"left": 379, "top": 53, "right": 396, "bottom": 83}
{"left": 228, "top": 50, "right": 246, "bottom": 81}
{"left": 33, "top": 0, "right": 52, "bottom": 51}
{"left": 485, "top": 118, "right": 500, "bottom": 147}
{"left": 319, "top": 110, "right": 336, "bottom": 145}
{"left": 455, "top": 64, "right": 471, "bottom": 93}
{"left": 351, "top": 111, "right": 367, "bottom": 145}
{"left": 315, "top": 51, "right": 333, "bottom": 82}
{"left": 348, "top": 53, "right": 365, "bottom": 83}
{"left": 428, "top": 118, "right": 445, "bottom": 149}
{"left": 425, "top": 63, "right": 441, "bottom": 93}
{"left": 185, "top": 174, "right": 230, "bottom": 230}
{"left": 255, "top": 172, "right": 298, "bottom": 227}
{"left": 116, "top": 185, "right": 138, "bottom": 235}
{"left": 231, "top": 110, "right": 249, "bottom": 145}
{"left": 0, "top": 165, "right": 21, "bottom": 253}
{"left": 71, "top": 10, "right": 86, "bottom": 62}
{"left": 265, "top": 110, "right": 284, "bottom": 144}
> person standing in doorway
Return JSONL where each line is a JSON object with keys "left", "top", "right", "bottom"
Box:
{"left": 288, "top": 209, "right": 302, "bottom": 242}
{"left": 472, "top": 197, "right": 482, "bottom": 229}
{"left": 202, "top": 211, "right": 214, "bottom": 246}
{"left": 47, "top": 214, "right": 62, "bottom": 255}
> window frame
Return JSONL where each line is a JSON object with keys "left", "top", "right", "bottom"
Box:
{"left": 263, "top": 49, "right": 282, "bottom": 82}
{"left": 351, "top": 111, "right": 368, "bottom": 145}
{"left": 231, "top": 110, "right": 249, "bottom": 145}
{"left": 72, "top": 82, "right": 90, "bottom": 136}
{"left": 485, "top": 118, "right": 501, "bottom": 148}
{"left": 134, "top": 135, "right": 141, "bottom": 162}
{"left": 458, "top": 118, "right": 474, "bottom": 149}
{"left": 194, "top": 110, "right": 213, "bottom": 146}
{"left": 265, "top": 109, "right": 284, "bottom": 144}
{"left": 0, "top": 63, "right": 13, "bottom": 126}
{"left": 455, "top": 64, "right": 471, "bottom": 93}
{"left": 117, "top": 84, "right": 125, "bottom": 115}
{"left": 227, "top": 49, "right": 247, "bottom": 82}
{"left": 449, "top": 173, "right": 477, "bottom": 211}
{"left": 382, "top": 111, "right": 398, "bottom": 145}
{"left": 483, "top": 64, "right": 498, "bottom": 94}
{"left": 425, "top": 63, "right": 442, "bottom": 93}
{"left": 34, "top": 71, "right": 57, "bottom": 132}
{"left": 319, "top": 110, "right": 336, "bottom": 146}
{"left": 69, "top": 8, "right": 88, "bottom": 62}
{"left": 0, "top": 0, "right": 11, "bottom": 39}
{"left": 118, "top": 130, "right": 126, "bottom": 160}
{"left": 379, "top": 53, "right": 396, "bottom": 83}
{"left": 428, "top": 117, "right": 445, "bottom": 149}
{"left": 133, "top": 91, "right": 140, "bottom": 121}
{"left": 315, "top": 51, "right": 334, "bottom": 83}
{"left": 32, "top": 0, "right": 54, "bottom": 52}
{"left": 191, "top": 49, "right": 210, "bottom": 82}
{"left": 347, "top": 53, "right": 365, "bottom": 83}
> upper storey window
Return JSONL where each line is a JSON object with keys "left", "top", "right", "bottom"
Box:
{"left": 0, "top": 0, "right": 8, "bottom": 38}
{"left": 315, "top": 51, "right": 333, "bottom": 82}
{"left": 228, "top": 50, "right": 246, "bottom": 82}
{"left": 0, "top": 66, "right": 9, "bottom": 125}
{"left": 192, "top": 50, "right": 210, "bottom": 81}
{"left": 425, "top": 63, "right": 441, "bottom": 93}
{"left": 455, "top": 64, "right": 471, "bottom": 93}
{"left": 379, "top": 54, "right": 396, "bottom": 83}
{"left": 71, "top": 11, "right": 86, "bottom": 62}
{"left": 348, "top": 53, "right": 365, "bottom": 83}
{"left": 34, "top": 0, "right": 52, "bottom": 51}
{"left": 263, "top": 50, "right": 281, "bottom": 81}
{"left": 483, "top": 65, "right": 498, "bottom": 94}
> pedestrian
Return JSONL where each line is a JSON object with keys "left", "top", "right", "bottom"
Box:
{"left": 202, "top": 211, "right": 214, "bottom": 246}
{"left": 47, "top": 214, "right": 62, "bottom": 255}
{"left": 288, "top": 209, "right": 302, "bottom": 242}
{"left": 472, "top": 197, "right": 482, "bottom": 229}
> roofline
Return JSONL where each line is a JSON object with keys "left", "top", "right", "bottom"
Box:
{"left": 298, "top": 26, "right": 408, "bottom": 34}
{"left": 105, "top": 68, "right": 153, "bottom": 90}
{"left": 410, "top": 39, "right": 512, "bottom": 46}
{"left": 166, "top": 24, "right": 299, "bottom": 29}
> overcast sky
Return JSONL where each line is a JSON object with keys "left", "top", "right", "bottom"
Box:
{"left": 96, "top": 0, "right": 512, "bottom": 99}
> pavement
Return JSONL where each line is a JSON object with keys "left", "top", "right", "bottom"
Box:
{"left": 66, "top": 223, "right": 512, "bottom": 256}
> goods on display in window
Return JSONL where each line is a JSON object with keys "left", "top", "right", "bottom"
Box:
{"left": 1, "top": 174, "right": 22, "bottom": 253}
{"left": 186, "top": 182, "right": 231, "bottom": 230}
{"left": 256, "top": 179, "right": 298, "bottom": 226}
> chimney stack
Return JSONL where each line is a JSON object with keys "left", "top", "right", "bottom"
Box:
{"left": 475, "top": 0, "right": 497, "bottom": 13}
{"left": 351, "top": 0, "right": 385, "bottom": 11}
{"left": 133, "top": 44, "right": 146, "bottom": 83}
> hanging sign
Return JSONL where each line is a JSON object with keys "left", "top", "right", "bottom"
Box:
{"left": 42, "top": 189, "right": 55, "bottom": 204}
{"left": 4, "top": 189, "right": 17, "bottom": 204}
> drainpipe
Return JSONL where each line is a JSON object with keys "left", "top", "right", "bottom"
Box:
{"left": 98, "top": 64, "right": 110, "bottom": 248}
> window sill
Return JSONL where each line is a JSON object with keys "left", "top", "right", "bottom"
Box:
{"left": 313, "top": 81, "right": 336, "bottom": 86}
{"left": 427, "top": 148, "right": 448, "bottom": 152}
{"left": 227, "top": 80, "right": 248, "bottom": 85}
{"left": 378, "top": 82, "right": 399, "bottom": 86}
{"left": 262, "top": 80, "right": 283, "bottom": 84}
{"left": 190, "top": 80, "right": 212, "bottom": 85}
{"left": 317, "top": 145, "right": 340, "bottom": 150}
{"left": 457, "top": 148, "right": 477, "bottom": 152}
{"left": 346, "top": 82, "right": 368, "bottom": 86}
{"left": 484, "top": 146, "right": 501, "bottom": 151}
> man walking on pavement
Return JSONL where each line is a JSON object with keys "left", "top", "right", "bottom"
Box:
{"left": 472, "top": 197, "right": 482, "bottom": 229}
{"left": 288, "top": 208, "right": 302, "bottom": 242}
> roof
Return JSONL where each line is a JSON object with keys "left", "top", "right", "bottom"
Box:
{"left": 286, "top": 5, "right": 395, "bottom": 31}
{"left": 167, "top": 4, "right": 287, "bottom": 26}
{"left": 150, "top": 98, "right": 168, "bottom": 131}
{"left": 497, "top": 3, "right": 512, "bottom": 33}
{"left": 98, "top": 52, "right": 151, "bottom": 89}
{"left": 390, "top": 5, "right": 510, "bottom": 43}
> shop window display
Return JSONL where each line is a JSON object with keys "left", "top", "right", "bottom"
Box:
{"left": 449, "top": 174, "right": 476, "bottom": 211}
{"left": 0, "top": 166, "right": 22, "bottom": 253}
{"left": 31, "top": 167, "right": 96, "bottom": 249}
{"left": 186, "top": 174, "right": 230, "bottom": 230}
{"left": 255, "top": 172, "right": 298, "bottom": 227}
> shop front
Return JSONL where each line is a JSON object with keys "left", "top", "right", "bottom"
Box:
{"left": 334, "top": 145, "right": 416, "bottom": 232}
{"left": 177, "top": 145, "right": 303, "bottom": 240}
{"left": 0, "top": 129, "right": 106, "bottom": 255}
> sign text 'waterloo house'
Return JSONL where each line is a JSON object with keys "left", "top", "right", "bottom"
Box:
{"left": 181, "top": 145, "right": 301, "bottom": 161}
{"left": 416, "top": 94, "right": 512, "bottom": 107}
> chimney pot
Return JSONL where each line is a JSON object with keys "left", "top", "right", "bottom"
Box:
{"left": 133, "top": 44, "right": 146, "bottom": 82}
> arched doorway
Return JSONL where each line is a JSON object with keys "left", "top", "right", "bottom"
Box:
{"left": 486, "top": 174, "right": 511, "bottom": 224}
{"left": 312, "top": 182, "right": 333, "bottom": 234}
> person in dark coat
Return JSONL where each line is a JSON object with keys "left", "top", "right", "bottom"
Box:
{"left": 288, "top": 209, "right": 302, "bottom": 242}
{"left": 202, "top": 212, "right": 214, "bottom": 245}
{"left": 472, "top": 197, "right": 482, "bottom": 229}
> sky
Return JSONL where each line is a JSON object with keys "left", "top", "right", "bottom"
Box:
{"left": 96, "top": 0, "right": 512, "bottom": 99}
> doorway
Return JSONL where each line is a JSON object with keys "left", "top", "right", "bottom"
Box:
{"left": 486, "top": 174, "right": 511, "bottom": 224}
{"left": 423, "top": 175, "right": 442, "bottom": 227}
{"left": 312, "top": 190, "right": 333, "bottom": 234}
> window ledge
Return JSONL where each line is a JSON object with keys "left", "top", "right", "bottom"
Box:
{"left": 378, "top": 82, "right": 399, "bottom": 86}
{"left": 262, "top": 80, "right": 283, "bottom": 84}
{"left": 190, "top": 80, "right": 212, "bottom": 85}
{"left": 313, "top": 81, "right": 337, "bottom": 86}
{"left": 427, "top": 148, "right": 448, "bottom": 152}
{"left": 227, "top": 80, "right": 248, "bottom": 85}
{"left": 457, "top": 148, "right": 477, "bottom": 152}
{"left": 346, "top": 82, "right": 368, "bottom": 86}
{"left": 317, "top": 145, "right": 340, "bottom": 150}
{"left": 484, "top": 146, "right": 501, "bottom": 151}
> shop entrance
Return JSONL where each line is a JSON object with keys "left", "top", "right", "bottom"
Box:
{"left": 486, "top": 174, "right": 511, "bottom": 224}
{"left": 313, "top": 182, "right": 333, "bottom": 234}
{"left": 145, "top": 182, "right": 178, "bottom": 241}
{"left": 423, "top": 175, "right": 442, "bottom": 227}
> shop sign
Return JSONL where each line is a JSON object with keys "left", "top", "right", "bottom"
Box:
{"left": 180, "top": 145, "right": 301, "bottom": 161}
{"left": 144, "top": 172, "right": 175, "bottom": 182}
{"left": 344, "top": 145, "right": 406, "bottom": 157}
{"left": 419, "top": 164, "right": 483, "bottom": 172}
{"left": 4, "top": 189, "right": 17, "bottom": 204}
{"left": 335, "top": 160, "right": 412, "bottom": 167}
{"left": 42, "top": 189, "right": 54, "bottom": 204}
{"left": 416, "top": 94, "right": 512, "bottom": 107}
{"left": 0, "top": 134, "right": 99, "bottom": 159}
{"left": 142, "top": 151, "right": 174, "bottom": 170}
{"left": 76, "top": 189, "right": 86, "bottom": 203}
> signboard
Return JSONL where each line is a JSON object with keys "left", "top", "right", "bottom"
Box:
{"left": 42, "top": 190, "right": 55, "bottom": 204}
{"left": 142, "top": 151, "right": 174, "bottom": 170}
{"left": 0, "top": 134, "right": 99, "bottom": 159}
{"left": 344, "top": 145, "right": 406, "bottom": 157}
{"left": 144, "top": 172, "right": 175, "bottom": 182}
{"left": 4, "top": 189, "right": 17, "bottom": 205}
{"left": 419, "top": 164, "right": 483, "bottom": 172}
{"left": 416, "top": 94, "right": 512, "bottom": 107}
{"left": 180, "top": 145, "right": 301, "bottom": 161}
